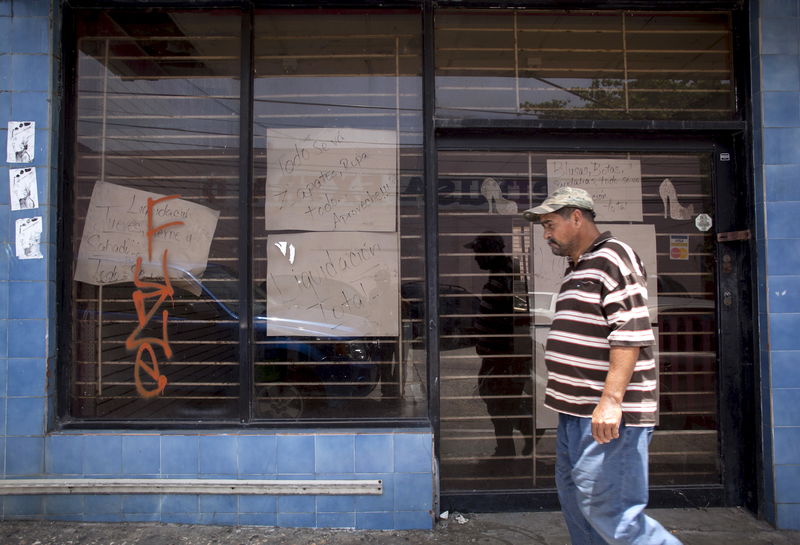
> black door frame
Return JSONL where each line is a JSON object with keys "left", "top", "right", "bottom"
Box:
{"left": 433, "top": 130, "right": 758, "bottom": 513}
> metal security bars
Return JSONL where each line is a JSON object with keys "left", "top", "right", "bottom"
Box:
{"left": 65, "top": 8, "right": 428, "bottom": 423}
{"left": 436, "top": 149, "right": 719, "bottom": 491}
{"left": 435, "top": 10, "right": 735, "bottom": 120}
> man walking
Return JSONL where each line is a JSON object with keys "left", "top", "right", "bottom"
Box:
{"left": 523, "top": 187, "right": 682, "bottom": 545}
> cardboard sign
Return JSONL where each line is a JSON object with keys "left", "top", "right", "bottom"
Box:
{"left": 75, "top": 181, "right": 220, "bottom": 285}
{"left": 266, "top": 232, "right": 399, "bottom": 337}
{"left": 547, "top": 159, "right": 643, "bottom": 222}
{"left": 265, "top": 128, "right": 397, "bottom": 231}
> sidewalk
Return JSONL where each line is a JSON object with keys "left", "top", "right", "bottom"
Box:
{"left": 1, "top": 508, "right": 799, "bottom": 544}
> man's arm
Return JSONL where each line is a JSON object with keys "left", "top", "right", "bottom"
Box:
{"left": 591, "top": 346, "right": 640, "bottom": 444}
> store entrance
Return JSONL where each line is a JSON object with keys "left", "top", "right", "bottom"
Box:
{"left": 435, "top": 142, "right": 731, "bottom": 504}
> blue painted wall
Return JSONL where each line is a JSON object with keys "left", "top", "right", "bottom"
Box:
{"left": 0, "top": 0, "right": 434, "bottom": 529}
{"left": 754, "top": 0, "right": 800, "bottom": 531}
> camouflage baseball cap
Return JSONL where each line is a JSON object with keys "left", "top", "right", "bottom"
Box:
{"left": 522, "top": 187, "right": 594, "bottom": 221}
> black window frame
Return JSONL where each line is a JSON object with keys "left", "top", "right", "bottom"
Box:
{"left": 56, "top": 1, "right": 433, "bottom": 430}
{"left": 55, "top": 5, "right": 759, "bottom": 518}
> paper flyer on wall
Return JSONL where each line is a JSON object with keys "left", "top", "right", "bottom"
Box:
{"left": 15, "top": 216, "right": 43, "bottom": 260}
{"left": 9, "top": 167, "right": 39, "bottom": 211}
{"left": 7, "top": 121, "right": 35, "bottom": 163}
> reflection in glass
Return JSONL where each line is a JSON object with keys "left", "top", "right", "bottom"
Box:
{"left": 70, "top": 10, "right": 242, "bottom": 420}
{"left": 438, "top": 150, "right": 719, "bottom": 492}
{"left": 467, "top": 233, "right": 533, "bottom": 458}
{"left": 436, "top": 10, "right": 734, "bottom": 120}
{"left": 252, "top": 10, "right": 425, "bottom": 420}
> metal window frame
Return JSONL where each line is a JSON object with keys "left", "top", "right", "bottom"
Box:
{"left": 55, "top": 2, "right": 761, "bottom": 516}
{"left": 55, "top": 1, "right": 431, "bottom": 430}
{"left": 434, "top": 130, "right": 755, "bottom": 511}
{"left": 428, "top": 0, "right": 758, "bottom": 512}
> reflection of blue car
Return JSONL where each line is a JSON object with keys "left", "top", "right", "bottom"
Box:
{"left": 402, "top": 281, "right": 481, "bottom": 351}
{"left": 79, "top": 264, "right": 386, "bottom": 419}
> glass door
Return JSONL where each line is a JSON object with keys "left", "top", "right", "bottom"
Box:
{"left": 437, "top": 148, "right": 720, "bottom": 493}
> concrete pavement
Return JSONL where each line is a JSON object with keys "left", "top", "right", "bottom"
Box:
{"left": 0, "top": 507, "right": 798, "bottom": 544}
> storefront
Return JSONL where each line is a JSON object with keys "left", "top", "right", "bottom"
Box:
{"left": 0, "top": 0, "right": 796, "bottom": 530}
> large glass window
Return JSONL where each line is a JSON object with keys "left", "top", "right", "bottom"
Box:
{"left": 251, "top": 10, "right": 425, "bottom": 420}
{"left": 436, "top": 10, "right": 735, "bottom": 120}
{"left": 65, "top": 8, "right": 425, "bottom": 422}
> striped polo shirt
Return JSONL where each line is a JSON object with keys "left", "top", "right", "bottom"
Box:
{"left": 543, "top": 231, "right": 657, "bottom": 426}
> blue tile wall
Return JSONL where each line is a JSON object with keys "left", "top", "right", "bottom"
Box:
{"left": 161, "top": 435, "right": 200, "bottom": 476}
{"left": 277, "top": 434, "right": 315, "bottom": 474}
{"left": 121, "top": 435, "right": 161, "bottom": 475}
{"left": 10, "top": 17, "right": 49, "bottom": 54}
{"left": 394, "top": 433, "right": 432, "bottom": 473}
{"left": 758, "top": 0, "right": 800, "bottom": 530}
{"left": 6, "top": 396, "right": 45, "bottom": 436}
{"left": 83, "top": 435, "right": 123, "bottom": 475}
{"left": 761, "top": 18, "right": 800, "bottom": 55}
{"left": 763, "top": 92, "right": 800, "bottom": 127}
{"left": 198, "top": 436, "right": 238, "bottom": 476}
{"left": 776, "top": 503, "right": 800, "bottom": 531}
{"left": 238, "top": 435, "right": 277, "bottom": 475}
{"left": 6, "top": 436, "right": 43, "bottom": 475}
{"left": 13, "top": 0, "right": 50, "bottom": 17}
{"left": 771, "top": 351, "right": 800, "bottom": 388}
{"left": 356, "top": 434, "right": 394, "bottom": 473}
{"left": 317, "top": 511, "right": 356, "bottom": 528}
{"left": 316, "top": 435, "right": 355, "bottom": 474}
{"left": 45, "top": 435, "right": 83, "bottom": 475}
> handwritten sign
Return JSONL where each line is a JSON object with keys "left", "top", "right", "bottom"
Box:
{"left": 530, "top": 224, "right": 658, "bottom": 323}
{"left": 266, "top": 232, "right": 399, "bottom": 337}
{"left": 75, "top": 181, "right": 220, "bottom": 285}
{"left": 265, "top": 128, "right": 397, "bottom": 231}
{"left": 546, "top": 159, "right": 643, "bottom": 222}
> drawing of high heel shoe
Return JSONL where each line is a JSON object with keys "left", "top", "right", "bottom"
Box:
{"left": 659, "top": 178, "right": 695, "bottom": 220}
{"left": 480, "top": 177, "right": 519, "bottom": 215}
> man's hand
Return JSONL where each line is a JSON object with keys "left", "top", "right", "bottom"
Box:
{"left": 593, "top": 346, "right": 640, "bottom": 444}
{"left": 592, "top": 395, "right": 622, "bottom": 443}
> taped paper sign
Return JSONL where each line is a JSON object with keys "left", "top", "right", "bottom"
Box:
{"left": 546, "top": 159, "right": 643, "bottom": 222}
{"left": 75, "top": 181, "right": 220, "bottom": 285}
{"left": 266, "top": 232, "right": 399, "bottom": 337}
{"left": 265, "top": 128, "right": 397, "bottom": 231}
{"left": 530, "top": 224, "right": 658, "bottom": 323}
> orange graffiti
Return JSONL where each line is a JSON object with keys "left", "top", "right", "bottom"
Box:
{"left": 127, "top": 195, "right": 184, "bottom": 398}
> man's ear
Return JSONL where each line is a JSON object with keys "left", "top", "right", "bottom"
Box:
{"left": 571, "top": 208, "right": 582, "bottom": 225}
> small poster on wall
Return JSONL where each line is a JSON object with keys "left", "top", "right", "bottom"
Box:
{"left": 7, "top": 121, "right": 35, "bottom": 163}
{"left": 15, "top": 216, "right": 43, "bottom": 260}
{"left": 265, "top": 128, "right": 397, "bottom": 232}
{"left": 9, "top": 167, "right": 38, "bottom": 210}
{"left": 546, "top": 158, "right": 643, "bottom": 222}
{"left": 265, "top": 231, "right": 399, "bottom": 337}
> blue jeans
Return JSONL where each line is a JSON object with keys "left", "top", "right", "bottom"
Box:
{"left": 556, "top": 413, "right": 683, "bottom": 545}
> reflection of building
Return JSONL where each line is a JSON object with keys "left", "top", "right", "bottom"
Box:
{"left": 0, "top": 0, "right": 797, "bottom": 532}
